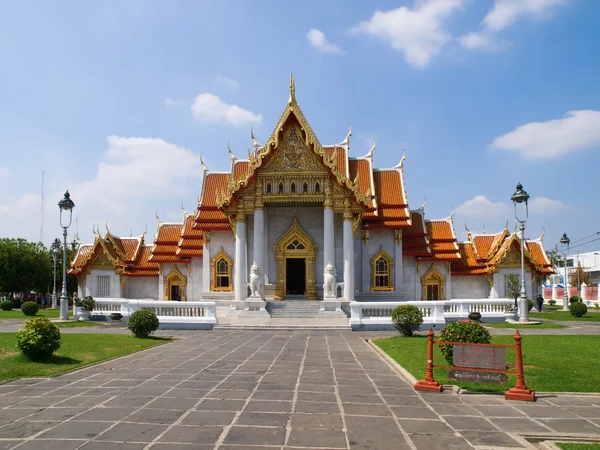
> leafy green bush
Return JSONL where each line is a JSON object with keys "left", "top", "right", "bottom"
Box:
{"left": 74, "top": 296, "right": 95, "bottom": 311}
{"left": 390, "top": 304, "right": 424, "bottom": 337}
{"left": 16, "top": 318, "right": 61, "bottom": 359}
{"left": 527, "top": 299, "right": 534, "bottom": 311}
{"left": 438, "top": 320, "right": 491, "bottom": 365}
{"left": 548, "top": 299, "right": 556, "bottom": 306}
{"left": 570, "top": 302, "right": 587, "bottom": 318}
{"left": 569, "top": 296, "right": 581, "bottom": 304}
{"left": 128, "top": 310, "right": 159, "bottom": 338}
{"left": 21, "top": 301, "right": 39, "bottom": 316}
{"left": 0, "top": 300, "right": 13, "bottom": 311}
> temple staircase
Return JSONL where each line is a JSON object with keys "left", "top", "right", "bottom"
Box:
{"left": 266, "top": 300, "right": 322, "bottom": 318}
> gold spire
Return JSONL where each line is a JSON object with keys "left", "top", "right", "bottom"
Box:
{"left": 288, "top": 70, "right": 296, "bottom": 105}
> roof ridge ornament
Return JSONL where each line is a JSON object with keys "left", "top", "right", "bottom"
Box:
{"left": 450, "top": 208, "right": 454, "bottom": 220}
{"left": 340, "top": 123, "right": 352, "bottom": 147}
{"left": 181, "top": 201, "right": 187, "bottom": 214}
{"left": 250, "top": 126, "right": 262, "bottom": 151}
{"left": 200, "top": 154, "right": 208, "bottom": 173}
{"left": 288, "top": 70, "right": 296, "bottom": 105}
{"left": 421, "top": 197, "right": 427, "bottom": 212}
{"left": 395, "top": 149, "right": 406, "bottom": 169}
{"left": 465, "top": 223, "right": 472, "bottom": 241}
{"left": 156, "top": 211, "right": 161, "bottom": 224}
{"left": 367, "top": 137, "right": 376, "bottom": 159}
{"left": 228, "top": 141, "right": 237, "bottom": 162}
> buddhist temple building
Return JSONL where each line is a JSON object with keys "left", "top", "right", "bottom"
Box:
{"left": 70, "top": 75, "right": 553, "bottom": 305}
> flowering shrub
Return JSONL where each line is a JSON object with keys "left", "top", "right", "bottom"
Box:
{"left": 390, "top": 304, "right": 423, "bottom": 337}
{"left": 548, "top": 299, "right": 556, "bottom": 306}
{"left": 438, "top": 320, "right": 491, "bottom": 365}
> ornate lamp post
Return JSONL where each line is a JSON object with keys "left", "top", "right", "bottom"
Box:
{"left": 51, "top": 238, "right": 61, "bottom": 309}
{"left": 511, "top": 182, "right": 530, "bottom": 323}
{"left": 58, "top": 191, "right": 75, "bottom": 320}
{"left": 560, "top": 233, "right": 570, "bottom": 311}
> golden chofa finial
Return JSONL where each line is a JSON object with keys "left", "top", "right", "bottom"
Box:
{"left": 181, "top": 201, "right": 187, "bottom": 213}
{"left": 341, "top": 123, "right": 352, "bottom": 147}
{"left": 227, "top": 141, "right": 236, "bottom": 161}
{"left": 288, "top": 70, "right": 296, "bottom": 105}
{"left": 421, "top": 197, "right": 427, "bottom": 212}
{"left": 156, "top": 211, "right": 161, "bottom": 222}
{"left": 250, "top": 126, "right": 261, "bottom": 151}
{"left": 200, "top": 153, "right": 208, "bottom": 172}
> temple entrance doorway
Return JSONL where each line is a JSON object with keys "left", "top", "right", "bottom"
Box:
{"left": 170, "top": 285, "right": 181, "bottom": 301}
{"left": 286, "top": 258, "right": 306, "bottom": 296}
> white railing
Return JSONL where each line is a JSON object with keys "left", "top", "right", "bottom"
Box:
{"left": 350, "top": 299, "right": 512, "bottom": 330}
{"left": 88, "top": 298, "right": 218, "bottom": 329}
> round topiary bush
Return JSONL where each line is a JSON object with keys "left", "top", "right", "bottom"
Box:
{"left": 16, "top": 318, "right": 61, "bottom": 360}
{"left": 527, "top": 299, "right": 534, "bottom": 312}
{"left": 128, "top": 310, "right": 159, "bottom": 338}
{"left": 570, "top": 301, "right": 587, "bottom": 318}
{"left": 21, "top": 301, "right": 39, "bottom": 316}
{"left": 390, "top": 304, "right": 424, "bottom": 337}
{"left": 438, "top": 320, "right": 491, "bottom": 365}
{"left": 569, "top": 296, "right": 581, "bottom": 304}
{"left": 0, "top": 299, "right": 13, "bottom": 311}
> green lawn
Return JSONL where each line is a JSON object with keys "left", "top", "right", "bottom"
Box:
{"left": 557, "top": 443, "right": 600, "bottom": 450}
{"left": 0, "top": 333, "right": 171, "bottom": 381}
{"left": 55, "top": 321, "right": 101, "bottom": 328}
{"left": 374, "top": 335, "right": 600, "bottom": 393}
{"left": 529, "top": 310, "right": 600, "bottom": 322}
{"left": 485, "top": 322, "right": 567, "bottom": 329}
{"left": 0, "top": 309, "right": 61, "bottom": 319}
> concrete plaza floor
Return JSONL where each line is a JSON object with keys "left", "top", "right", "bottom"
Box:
{"left": 0, "top": 330, "right": 599, "bottom": 449}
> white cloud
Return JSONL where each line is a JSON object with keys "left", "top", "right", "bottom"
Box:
{"left": 491, "top": 110, "right": 600, "bottom": 159}
{"left": 455, "top": 195, "right": 511, "bottom": 219}
{"left": 306, "top": 29, "right": 345, "bottom": 55}
{"left": 164, "top": 97, "right": 183, "bottom": 108}
{"left": 460, "top": 0, "right": 567, "bottom": 50}
{"left": 529, "top": 196, "right": 566, "bottom": 214}
{"left": 215, "top": 74, "right": 240, "bottom": 90}
{"left": 351, "top": 0, "right": 466, "bottom": 68}
{"left": 191, "top": 93, "right": 262, "bottom": 127}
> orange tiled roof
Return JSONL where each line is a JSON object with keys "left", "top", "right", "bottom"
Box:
{"left": 349, "top": 159, "right": 374, "bottom": 208}
{"left": 364, "top": 169, "right": 410, "bottom": 229}
{"left": 325, "top": 146, "right": 348, "bottom": 178}
{"left": 402, "top": 211, "right": 431, "bottom": 256}
{"left": 234, "top": 161, "right": 250, "bottom": 181}
{"left": 452, "top": 243, "right": 490, "bottom": 276}
{"left": 125, "top": 246, "right": 159, "bottom": 276}
{"left": 418, "top": 220, "right": 460, "bottom": 262}
{"left": 194, "top": 172, "right": 231, "bottom": 230}
{"left": 527, "top": 240, "right": 554, "bottom": 274}
{"left": 150, "top": 223, "right": 188, "bottom": 263}
{"left": 177, "top": 215, "right": 204, "bottom": 257}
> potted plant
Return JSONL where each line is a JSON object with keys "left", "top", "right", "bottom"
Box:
{"left": 74, "top": 296, "right": 95, "bottom": 321}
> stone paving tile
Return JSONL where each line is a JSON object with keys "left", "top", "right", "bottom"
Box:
{"left": 461, "top": 430, "right": 525, "bottom": 448}
{"left": 287, "top": 427, "right": 347, "bottom": 448}
{"left": 0, "top": 420, "right": 58, "bottom": 438}
{"left": 291, "top": 413, "right": 344, "bottom": 429}
{"left": 539, "top": 417, "right": 600, "bottom": 433}
{"left": 15, "top": 439, "right": 87, "bottom": 450}
{"left": 96, "top": 422, "right": 169, "bottom": 442}
{"left": 158, "top": 425, "right": 225, "bottom": 444}
{"left": 223, "top": 425, "right": 287, "bottom": 446}
{"left": 344, "top": 416, "right": 411, "bottom": 450}
{"left": 492, "top": 417, "right": 554, "bottom": 433}
{"left": 396, "top": 418, "right": 455, "bottom": 435}
{"left": 37, "top": 420, "right": 115, "bottom": 439}
{"left": 236, "top": 412, "right": 290, "bottom": 427}
{"left": 409, "top": 433, "right": 473, "bottom": 450}
{"left": 429, "top": 402, "right": 482, "bottom": 416}
{"left": 72, "top": 407, "right": 139, "bottom": 422}
{"left": 125, "top": 407, "right": 186, "bottom": 424}
{"left": 78, "top": 442, "right": 147, "bottom": 450}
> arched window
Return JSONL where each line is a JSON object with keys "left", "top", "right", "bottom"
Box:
{"left": 266, "top": 183, "right": 272, "bottom": 194}
{"left": 286, "top": 239, "right": 305, "bottom": 250}
{"left": 370, "top": 247, "right": 394, "bottom": 291}
{"left": 303, "top": 182, "right": 308, "bottom": 193}
{"left": 291, "top": 183, "right": 296, "bottom": 193}
{"left": 279, "top": 183, "right": 284, "bottom": 193}
{"left": 421, "top": 266, "right": 445, "bottom": 300}
{"left": 315, "top": 182, "right": 320, "bottom": 193}
{"left": 211, "top": 248, "right": 233, "bottom": 292}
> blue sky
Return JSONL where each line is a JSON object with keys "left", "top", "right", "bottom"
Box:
{"left": 1, "top": 0, "right": 599, "bottom": 254}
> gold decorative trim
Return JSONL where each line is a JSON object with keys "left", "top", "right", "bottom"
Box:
{"left": 274, "top": 217, "right": 317, "bottom": 300}
{"left": 394, "top": 230, "right": 402, "bottom": 245}
{"left": 370, "top": 247, "right": 394, "bottom": 292}
{"left": 211, "top": 247, "right": 233, "bottom": 292}
{"left": 361, "top": 229, "right": 369, "bottom": 246}
{"left": 421, "top": 265, "right": 445, "bottom": 300}
{"left": 164, "top": 266, "right": 187, "bottom": 301}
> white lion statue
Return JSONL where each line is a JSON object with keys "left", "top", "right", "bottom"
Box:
{"left": 323, "top": 263, "right": 336, "bottom": 297}
{"left": 249, "top": 263, "right": 263, "bottom": 297}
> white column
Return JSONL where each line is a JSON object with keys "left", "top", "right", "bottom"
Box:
{"left": 361, "top": 231, "right": 370, "bottom": 292}
{"left": 324, "top": 207, "right": 335, "bottom": 274}
{"left": 343, "top": 206, "right": 354, "bottom": 301}
{"left": 202, "top": 233, "right": 211, "bottom": 294}
{"left": 264, "top": 208, "right": 269, "bottom": 285}
{"left": 253, "top": 207, "right": 265, "bottom": 298}
{"left": 446, "top": 262, "right": 452, "bottom": 300}
{"left": 394, "top": 230, "right": 403, "bottom": 294}
{"left": 234, "top": 215, "right": 247, "bottom": 301}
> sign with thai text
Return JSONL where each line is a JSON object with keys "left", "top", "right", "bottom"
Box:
{"left": 453, "top": 344, "right": 506, "bottom": 370}
{"left": 448, "top": 370, "right": 508, "bottom": 384}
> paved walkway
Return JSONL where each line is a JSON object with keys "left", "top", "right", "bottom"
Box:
{"left": 0, "top": 330, "right": 599, "bottom": 449}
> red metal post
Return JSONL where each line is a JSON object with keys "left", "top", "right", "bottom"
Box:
{"left": 505, "top": 330, "right": 536, "bottom": 401}
{"left": 414, "top": 328, "right": 443, "bottom": 392}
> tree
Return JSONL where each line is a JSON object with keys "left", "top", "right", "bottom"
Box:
{"left": 0, "top": 238, "right": 52, "bottom": 299}
{"left": 569, "top": 261, "right": 591, "bottom": 288}
{"left": 505, "top": 273, "right": 520, "bottom": 309}
{"left": 546, "top": 250, "right": 562, "bottom": 268}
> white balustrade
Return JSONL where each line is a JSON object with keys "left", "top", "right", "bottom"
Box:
{"left": 91, "top": 298, "right": 218, "bottom": 329}
{"left": 350, "top": 299, "right": 512, "bottom": 330}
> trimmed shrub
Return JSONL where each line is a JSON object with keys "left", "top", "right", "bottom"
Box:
{"left": 569, "top": 296, "right": 581, "bottom": 304}
{"left": 547, "top": 299, "right": 556, "bottom": 306}
{"left": 1, "top": 300, "right": 13, "bottom": 311}
{"left": 128, "top": 310, "right": 159, "bottom": 338}
{"left": 21, "top": 301, "right": 39, "bottom": 316}
{"left": 438, "top": 320, "right": 491, "bottom": 365}
{"left": 390, "top": 304, "right": 424, "bottom": 337}
{"left": 16, "top": 318, "right": 61, "bottom": 360}
{"left": 527, "top": 299, "right": 534, "bottom": 312}
{"left": 570, "top": 302, "right": 587, "bottom": 318}
{"left": 74, "top": 296, "right": 95, "bottom": 311}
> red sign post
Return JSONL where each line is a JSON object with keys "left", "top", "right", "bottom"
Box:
{"left": 414, "top": 328, "right": 535, "bottom": 402}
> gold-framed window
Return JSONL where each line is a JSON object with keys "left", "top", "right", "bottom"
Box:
{"left": 211, "top": 247, "right": 233, "bottom": 291}
{"left": 370, "top": 247, "right": 394, "bottom": 291}
{"left": 421, "top": 266, "right": 445, "bottom": 300}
